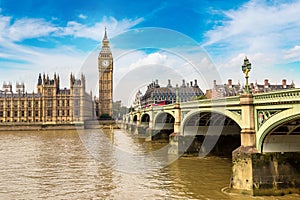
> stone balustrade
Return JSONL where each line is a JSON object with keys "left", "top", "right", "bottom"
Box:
{"left": 253, "top": 88, "right": 300, "bottom": 104}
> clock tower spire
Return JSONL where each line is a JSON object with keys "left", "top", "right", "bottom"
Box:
{"left": 98, "top": 28, "right": 113, "bottom": 118}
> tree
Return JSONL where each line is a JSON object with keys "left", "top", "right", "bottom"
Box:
{"left": 113, "top": 100, "right": 128, "bottom": 120}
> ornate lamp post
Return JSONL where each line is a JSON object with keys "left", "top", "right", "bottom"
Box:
{"left": 241, "top": 56, "right": 251, "bottom": 94}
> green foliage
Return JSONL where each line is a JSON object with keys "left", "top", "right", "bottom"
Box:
{"left": 128, "top": 107, "right": 135, "bottom": 112}
{"left": 112, "top": 100, "right": 128, "bottom": 119}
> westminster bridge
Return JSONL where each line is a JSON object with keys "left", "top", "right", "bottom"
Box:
{"left": 122, "top": 88, "right": 300, "bottom": 195}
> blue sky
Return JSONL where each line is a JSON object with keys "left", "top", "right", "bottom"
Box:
{"left": 1, "top": 0, "right": 300, "bottom": 104}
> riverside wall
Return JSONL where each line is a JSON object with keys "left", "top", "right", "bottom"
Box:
{"left": 0, "top": 120, "right": 118, "bottom": 131}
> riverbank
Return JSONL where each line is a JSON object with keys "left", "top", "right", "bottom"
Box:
{"left": 0, "top": 123, "right": 84, "bottom": 131}
{"left": 0, "top": 120, "right": 119, "bottom": 131}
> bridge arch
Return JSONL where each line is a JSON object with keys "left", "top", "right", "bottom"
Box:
{"left": 257, "top": 106, "right": 300, "bottom": 152}
{"left": 141, "top": 113, "right": 150, "bottom": 123}
{"left": 153, "top": 111, "right": 175, "bottom": 125}
{"left": 181, "top": 109, "right": 242, "bottom": 134}
{"left": 181, "top": 109, "right": 241, "bottom": 156}
{"left": 151, "top": 111, "right": 175, "bottom": 139}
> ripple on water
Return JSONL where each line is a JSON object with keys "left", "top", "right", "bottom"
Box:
{"left": 0, "top": 130, "right": 299, "bottom": 199}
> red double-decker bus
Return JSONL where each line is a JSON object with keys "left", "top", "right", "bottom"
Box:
{"left": 155, "top": 100, "right": 171, "bottom": 106}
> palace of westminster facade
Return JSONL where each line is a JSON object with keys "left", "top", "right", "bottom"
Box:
{"left": 0, "top": 29, "right": 113, "bottom": 125}
{"left": 0, "top": 73, "right": 94, "bottom": 124}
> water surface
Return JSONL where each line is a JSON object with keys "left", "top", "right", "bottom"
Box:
{"left": 0, "top": 129, "right": 298, "bottom": 199}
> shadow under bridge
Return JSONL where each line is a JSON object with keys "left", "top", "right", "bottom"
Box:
{"left": 149, "top": 112, "right": 175, "bottom": 140}
{"left": 180, "top": 111, "right": 241, "bottom": 156}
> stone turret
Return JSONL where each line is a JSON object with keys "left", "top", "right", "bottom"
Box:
{"left": 2, "top": 82, "right": 12, "bottom": 93}
{"left": 167, "top": 79, "right": 172, "bottom": 88}
{"left": 181, "top": 80, "right": 186, "bottom": 88}
{"left": 37, "top": 73, "right": 42, "bottom": 85}
{"left": 194, "top": 79, "right": 199, "bottom": 88}
{"left": 16, "top": 82, "right": 25, "bottom": 93}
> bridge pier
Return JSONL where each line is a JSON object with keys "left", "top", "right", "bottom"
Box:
{"left": 130, "top": 123, "right": 137, "bottom": 134}
{"left": 231, "top": 94, "right": 300, "bottom": 195}
{"left": 133, "top": 113, "right": 141, "bottom": 135}
{"left": 231, "top": 94, "right": 259, "bottom": 194}
{"left": 125, "top": 123, "right": 136, "bottom": 133}
{"left": 169, "top": 134, "right": 199, "bottom": 155}
{"left": 124, "top": 122, "right": 129, "bottom": 131}
{"left": 232, "top": 148, "right": 300, "bottom": 195}
{"left": 135, "top": 124, "right": 148, "bottom": 135}
{"left": 145, "top": 128, "right": 154, "bottom": 141}
{"left": 145, "top": 128, "right": 173, "bottom": 141}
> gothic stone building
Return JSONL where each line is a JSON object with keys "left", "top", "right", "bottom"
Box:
{"left": 0, "top": 73, "right": 94, "bottom": 124}
{"left": 134, "top": 79, "right": 204, "bottom": 109}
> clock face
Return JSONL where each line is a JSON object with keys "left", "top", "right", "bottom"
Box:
{"left": 102, "top": 60, "right": 109, "bottom": 67}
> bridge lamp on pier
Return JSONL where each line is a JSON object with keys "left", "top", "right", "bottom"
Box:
{"left": 241, "top": 56, "right": 252, "bottom": 94}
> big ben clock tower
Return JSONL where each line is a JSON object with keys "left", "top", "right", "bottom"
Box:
{"left": 98, "top": 28, "right": 113, "bottom": 118}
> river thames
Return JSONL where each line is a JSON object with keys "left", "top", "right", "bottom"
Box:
{"left": 0, "top": 129, "right": 299, "bottom": 199}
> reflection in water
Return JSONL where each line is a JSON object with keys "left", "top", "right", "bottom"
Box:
{"left": 0, "top": 129, "right": 298, "bottom": 199}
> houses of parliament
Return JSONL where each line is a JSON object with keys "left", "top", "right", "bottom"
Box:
{"left": 0, "top": 29, "right": 113, "bottom": 125}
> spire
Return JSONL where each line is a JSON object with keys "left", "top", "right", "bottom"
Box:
{"left": 103, "top": 26, "right": 107, "bottom": 40}
{"left": 100, "top": 27, "right": 111, "bottom": 54}
{"left": 101, "top": 27, "right": 110, "bottom": 49}
{"left": 103, "top": 27, "right": 108, "bottom": 41}
{"left": 38, "top": 73, "right": 42, "bottom": 85}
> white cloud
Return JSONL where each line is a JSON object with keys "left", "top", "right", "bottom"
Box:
{"left": 0, "top": 13, "right": 143, "bottom": 43}
{"left": 78, "top": 14, "right": 87, "bottom": 19}
{"left": 203, "top": 0, "right": 300, "bottom": 86}
{"left": 284, "top": 45, "right": 300, "bottom": 61}
{"left": 0, "top": 16, "right": 58, "bottom": 42}
{"left": 204, "top": 0, "right": 300, "bottom": 59}
{"left": 57, "top": 16, "right": 143, "bottom": 41}
{"left": 218, "top": 53, "right": 246, "bottom": 70}
{"left": 0, "top": 13, "right": 143, "bottom": 93}
{"left": 0, "top": 43, "right": 86, "bottom": 92}
{"left": 114, "top": 51, "right": 174, "bottom": 88}
{"left": 206, "top": 1, "right": 300, "bottom": 43}
{"left": 215, "top": 52, "right": 276, "bottom": 83}
{"left": 113, "top": 51, "right": 187, "bottom": 105}
{"left": 129, "top": 52, "right": 168, "bottom": 69}
{"left": 115, "top": 50, "right": 203, "bottom": 85}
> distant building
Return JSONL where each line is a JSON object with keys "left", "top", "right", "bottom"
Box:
{"left": 206, "top": 79, "right": 295, "bottom": 98}
{"left": 134, "top": 79, "right": 204, "bottom": 108}
{"left": 250, "top": 79, "right": 295, "bottom": 93}
{"left": 0, "top": 73, "right": 94, "bottom": 124}
{"left": 206, "top": 79, "right": 243, "bottom": 98}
